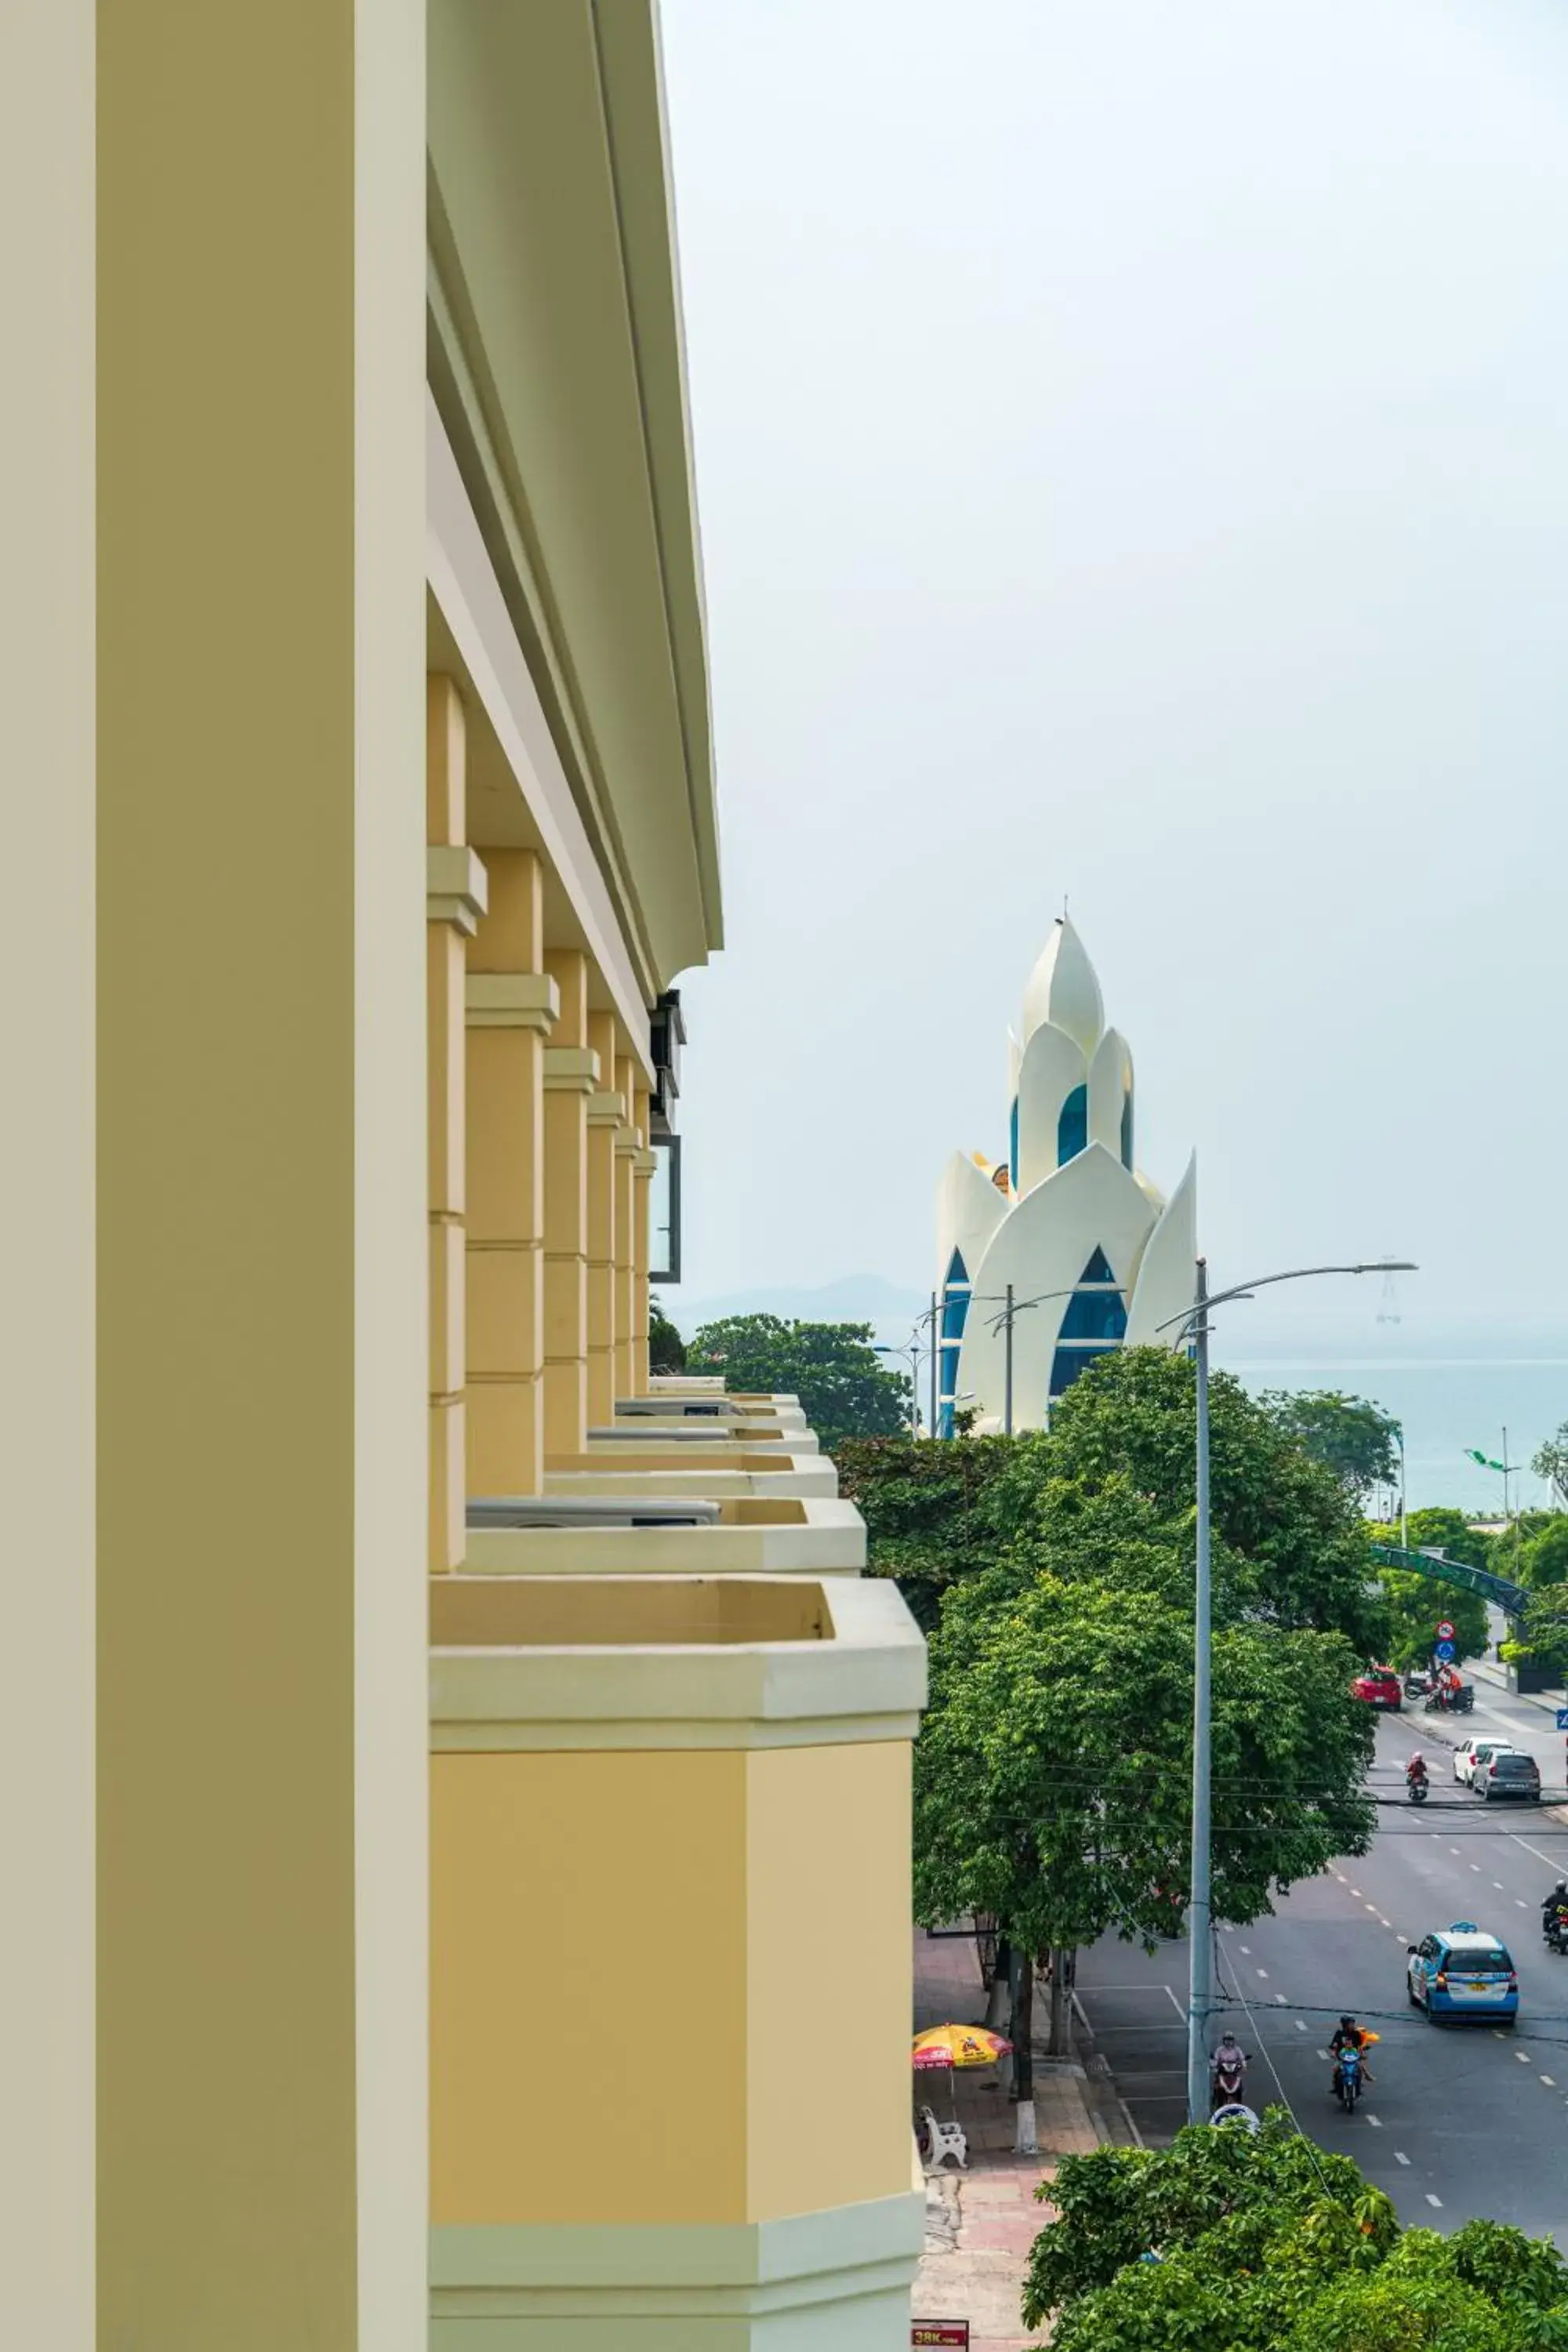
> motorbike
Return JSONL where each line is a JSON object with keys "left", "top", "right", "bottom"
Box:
{"left": 1406, "top": 1774, "right": 1428, "bottom": 1806}
{"left": 1210, "top": 2052, "right": 1248, "bottom": 2111}
{"left": 1424, "top": 1685, "right": 1475, "bottom": 1715}
{"left": 1333, "top": 2045, "right": 1363, "bottom": 2113}
{"left": 1544, "top": 1911, "right": 1568, "bottom": 1956}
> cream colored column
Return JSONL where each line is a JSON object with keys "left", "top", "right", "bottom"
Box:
{"left": 2, "top": 2, "right": 94, "bottom": 2343}
{"left": 585, "top": 1011, "right": 622, "bottom": 1427}
{"left": 466, "top": 852, "right": 557, "bottom": 1497}
{"left": 96, "top": 5, "right": 427, "bottom": 2347}
{"left": 426, "top": 679, "right": 485, "bottom": 1572}
{"left": 631, "top": 1087, "right": 655, "bottom": 1396}
{"left": 542, "top": 953, "right": 597, "bottom": 1456}
{"left": 613, "top": 1052, "right": 639, "bottom": 1402}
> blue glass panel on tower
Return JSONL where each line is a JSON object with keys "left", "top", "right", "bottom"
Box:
{"left": 1009, "top": 1096, "right": 1019, "bottom": 1189}
{"left": 1057, "top": 1083, "right": 1087, "bottom": 1165}
{"left": 1049, "top": 1341, "right": 1120, "bottom": 1396}
{"left": 1120, "top": 1088, "right": 1134, "bottom": 1171}
{"left": 938, "top": 1249, "right": 971, "bottom": 1437}
{"left": 1057, "top": 1247, "right": 1127, "bottom": 1341}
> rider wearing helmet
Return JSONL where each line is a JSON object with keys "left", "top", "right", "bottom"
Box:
{"left": 1542, "top": 1880, "right": 1568, "bottom": 1921}
{"left": 1406, "top": 1752, "right": 1427, "bottom": 1781}
{"left": 1329, "top": 2014, "right": 1374, "bottom": 2085}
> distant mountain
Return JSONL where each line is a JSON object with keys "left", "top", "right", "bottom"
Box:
{"left": 663, "top": 1273, "right": 930, "bottom": 1339}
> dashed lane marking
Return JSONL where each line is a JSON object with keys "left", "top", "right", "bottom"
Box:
{"left": 1542, "top": 2076, "right": 1556, "bottom": 2087}
{"left": 1396, "top": 2151, "right": 1410, "bottom": 2166}
{"left": 1427, "top": 2194, "right": 1443, "bottom": 2209}
{"left": 1256, "top": 1969, "right": 1268, "bottom": 1979}
{"left": 1517, "top": 2051, "right": 1533, "bottom": 2063}
{"left": 1366, "top": 2114, "right": 1381, "bottom": 2127}
{"left": 1294, "top": 2020, "right": 1307, "bottom": 2031}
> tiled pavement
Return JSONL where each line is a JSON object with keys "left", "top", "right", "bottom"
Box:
{"left": 912, "top": 1929, "right": 1112, "bottom": 2350}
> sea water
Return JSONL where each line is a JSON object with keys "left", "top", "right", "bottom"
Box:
{"left": 1222, "top": 1349, "right": 1567, "bottom": 1514}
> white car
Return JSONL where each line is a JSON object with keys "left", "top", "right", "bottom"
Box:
{"left": 1454, "top": 1738, "right": 1516, "bottom": 1788}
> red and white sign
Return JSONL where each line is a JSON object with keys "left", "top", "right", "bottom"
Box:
{"left": 1436, "top": 1621, "right": 1456, "bottom": 1642}
{"left": 913, "top": 2327, "right": 970, "bottom": 2348}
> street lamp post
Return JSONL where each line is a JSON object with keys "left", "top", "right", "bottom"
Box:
{"left": 873, "top": 1338, "right": 927, "bottom": 1438}
{"left": 1166, "top": 1255, "right": 1417, "bottom": 2128}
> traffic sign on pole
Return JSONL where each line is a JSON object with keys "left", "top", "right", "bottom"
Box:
{"left": 1435, "top": 1621, "right": 1455, "bottom": 1642}
{"left": 1555, "top": 1709, "right": 1568, "bottom": 1733}
{"left": 1433, "top": 1639, "right": 1456, "bottom": 1662}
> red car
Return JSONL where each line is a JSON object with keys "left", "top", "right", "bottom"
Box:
{"left": 1352, "top": 1667, "right": 1403, "bottom": 1711}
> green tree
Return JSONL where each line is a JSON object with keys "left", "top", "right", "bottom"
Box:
{"left": 914, "top": 1530, "right": 1374, "bottom": 2092}
{"left": 834, "top": 1431, "right": 1015, "bottom": 1632}
{"left": 1007, "top": 1349, "right": 1384, "bottom": 1649}
{"left": 1396, "top": 1506, "right": 1494, "bottom": 1573}
{"left": 684, "top": 1313, "right": 909, "bottom": 1452}
{"left": 1501, "top": 1583, "right": 1568, "bottom": 1682}
{"left": 1534, "top": 1424, "right": 1568, "bottom": 1511}
{"left": 648, "top": 1301, "right": 687, "bottom": 1374}
{"left": 1521, "top": 1516, "right": 1568, "bottom": 1590}
{"left": 1022, "top": 2119, "right": 1568, "bottom": 2349}
{"left": 1372, "top": 1566, "right": 1489, "bottom": 1671}
{"left": 1260, "top": 1388, "right": 1401, "bottom": 1498}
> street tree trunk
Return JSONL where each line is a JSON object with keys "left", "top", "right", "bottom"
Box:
{"left": 1047, "top": 1946, "right": 1073, "bottom": 2056}
{"left": 1010, "top": 1944, "right": 1033, "bottom": 2106}
{"left": 985, "top": 1937, "right": 1012, "bottom": 2032}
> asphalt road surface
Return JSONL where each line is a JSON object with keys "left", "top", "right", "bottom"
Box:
{"left": 1076, "top": 1711, "right": 1568, "bottom": 2243}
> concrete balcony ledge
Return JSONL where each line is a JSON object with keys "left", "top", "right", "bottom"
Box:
{"left": 429, "top": 1573, "right": 925, "bottom": 1751}
{"left": 583, "top": 1422, "right": 821, "bottom": 1454}
{"left": 618, "top": 1394, "right": 809, "bottom": 1428}
{"left": 543, "top": 1452, "right": 837, "bottom": 1500}
{"left": 463, "top": 1495, "right": 867, "bottom": 1577}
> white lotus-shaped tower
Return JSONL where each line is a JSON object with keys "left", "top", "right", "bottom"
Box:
{"left": 934, "top": 918, "right": 1196, "bottom": 1432}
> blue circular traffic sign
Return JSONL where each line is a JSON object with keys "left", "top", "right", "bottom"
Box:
{"left": 1434, "top": 1639, "right": 1456, "bottom": 1661}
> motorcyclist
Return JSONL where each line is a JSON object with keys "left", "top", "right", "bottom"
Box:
{"left": 1541, "top": 1880, "right": 1568, "bottom": 1925}
{"left": 1406, "top": 1752, "right": 1428, "bottom": 1785}
{"left": 1210, "top": 2031, "right": 1248, "bottom": 2108}
{"left": 1329, "top": 2015, "right": 1374, "bottom": 2085}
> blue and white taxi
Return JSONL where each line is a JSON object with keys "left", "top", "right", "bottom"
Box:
{"left": 1406, "top": 1922, "right": 1519, "bottom": 2024}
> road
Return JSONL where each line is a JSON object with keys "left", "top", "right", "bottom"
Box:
{"left": 1076, "top": 1708, "right": 1568, "bottom": 2243}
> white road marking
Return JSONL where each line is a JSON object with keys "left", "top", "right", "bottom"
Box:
{"left": 1517, "top": 1899, "right": 1529, "bottom": 1908}
{"left": 1364, "top": 1902, "right": 1377, "bottom": 1913}
{"left": 1256, "top": 1969, "right": 1269, "bottom": 1979}
{"left": 1508, "top": 1829, "right": 1568, "bottom": 1872}
{"left": 1163, "top": 1984, "right": 1185, "bottom": 2024}
{"left": 1542, "top": 2076, "right": 1556, "bottom": 2087}
{"left": 1427, "top": 2194, "right": 1443, "bottom": 2209}
{"left": 1274, "top": 1994, "right": 1287, "bottom": 2004}
{"left": 1450, "top": 1846, "right": 1462, "bottom": 1855}
{"left": 1517, "top": 2051, "right": 1533, "bottom": 2063}
{"left": 1396, "top": 2151, "right": 1410, "bottom": 2165}
{"left": 1294, "top": 2020, "right": 1307, "bottom": 2031}
{"left": 1239, "top": 1945, "right": 1250, "bottom": 1955}
{"left": 1349, "top": 1888, "right": 1362, "bottom": 1898}
{"left": 1470, "top": 1863, "right": 1482, "bottom": 1873}
{"left": 1316, "top": 2049, "right": 1330, "bottom": 2060}
{"left": 1366, "top": 2114, "right": 1381, "bottom": 2127}
{"left": 1378, "top": 1916, "right": 1392, "bottom": 1928}
{"left": 1494, "top": 1882, "right": 1505, "bottom": 1890}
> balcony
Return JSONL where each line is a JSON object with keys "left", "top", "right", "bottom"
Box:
{"left": 429, "top": 1573, "right": 926, "bottom": 2344}
{"left": 542, "top": 1448, "right": 838, "bottom": 1500}
{"left": 463, "top": 1494, "right": 867, "bottom": 1577}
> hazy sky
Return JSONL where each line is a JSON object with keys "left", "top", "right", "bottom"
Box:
{"left": 659, "top": 0, "right": 1568, "bottom": 1348}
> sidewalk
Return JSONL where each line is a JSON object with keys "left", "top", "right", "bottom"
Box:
{"left": 912, "top": 1930, "right": 1112, "bottom": 2350}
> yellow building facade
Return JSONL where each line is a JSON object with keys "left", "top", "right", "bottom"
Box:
{"left": 6, "top": 4, "right": 924, "bottom": 2347}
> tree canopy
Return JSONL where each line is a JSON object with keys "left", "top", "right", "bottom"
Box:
{"left": 914, "top": 1514, "right": 1374, "bottom": 1955}
{"left": 648, "top": 1301, "right": 687, "bottom": 1374}
{"left": 1373, "top": 1563, "right": 1489, "bottom": 1670}
{"left": 834, "top": 1432, "right": 1014, "bottom": 1632}
{"left": 1534, "top": 1423, "right": 1568, "bottom": 1511}
{"left": 1260, "top": 1388, "right": 1401, "bottom": 1499}
{"left": 1022, "top": 2117, "right": 1568, "bottom": 2349}
{"left": 685, "top": 1313, "right": 910, "bottom": 1452}
{"left": 1395, "top": 1505, "right": 1494, "bottom": 1573}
